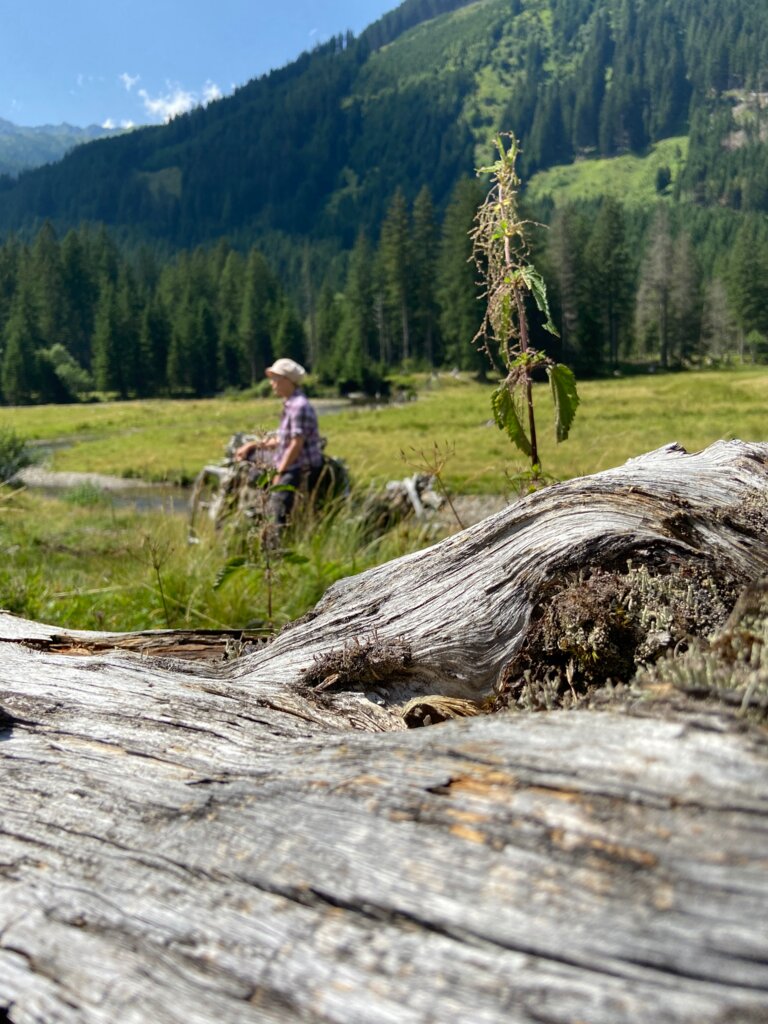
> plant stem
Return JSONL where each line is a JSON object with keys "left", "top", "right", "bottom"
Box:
{"left": 153, "top": 564, "right": 171, "bottom": 628}
{"left": 434, "top": 472, "right": 465, "bottom": 530}
{"left": 515, "top": 287, "right": 539, "bottom": 471}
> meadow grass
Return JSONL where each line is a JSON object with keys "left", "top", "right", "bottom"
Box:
{"left": 0, "top": 484, "right": 433, "bottom": 632}
{"left": 2, "top": 367, "right": 766, "bottom": 493}
{"left": 0, "top": 393, "right": 281, "bottom": 485}
{"left": 1, "top": 366, "right": 766, "bottom": 632}
{"left": 525, "top": 136, "right": 689, "bottom": 209}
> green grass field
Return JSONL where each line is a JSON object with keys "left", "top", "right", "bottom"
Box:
{"left": 526, "top": 136, "right": 689, "bottom": 209}
{"left": 1, "top": 366, "right": 765, "bottom": 491}
{"left": 1, "top": 367, "right": 766, "bottom": 633}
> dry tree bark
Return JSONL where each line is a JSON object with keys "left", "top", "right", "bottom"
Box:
{"left": 1, "top": 440, "right": 768, "bottom": 1024}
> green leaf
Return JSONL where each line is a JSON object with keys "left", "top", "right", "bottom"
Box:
{"left": 282, "top": 551, "right": 310, "bottom": 566}
{"left": 547, "top": 364, "right": 580, "bottom": 442}
{"left": 491, "top": 383, "right": 532, "bottom": 458}
{"left": 519, "top": 264, "right": 559, "bottom": 337}
{"left": 213, "top": 555, "right": 252, "bottom": 591}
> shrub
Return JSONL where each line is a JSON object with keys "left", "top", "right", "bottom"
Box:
{"left": 0, "top": 427, "right": 32, "bottom": 482}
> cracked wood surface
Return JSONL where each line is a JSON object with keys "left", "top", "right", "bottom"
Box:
{"left": 2, "top": 702, "right": 767, "bottom": 1023}
{"left": 233, "top": 440, "right": 768, "bottom": 702}
{"left": 1, "top": 440, "right": 768, "bottom": 1022}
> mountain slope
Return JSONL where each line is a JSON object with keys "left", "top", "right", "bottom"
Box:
{"left": 0, "top": 119, "right": 123, "bottom": 178}
{"left": 0, "top": 0, "right": 765, "bottom": 253}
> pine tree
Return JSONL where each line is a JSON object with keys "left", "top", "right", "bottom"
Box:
{"left": 541, "top": 205, "right": 588, "bottom": 367}
{"left": 188, "top": 299, "right": 219, "bottom": 396}
{"left": 572, "top": 13, "right": 612, "bottom": 153}
{"left": 315, "top": 284, "right": 344, "bottom": 383}
{"left": 646, "top": 9, "right": 689, "bottom": 140}
{"left": 164, "top": 288, "right": 215, "bottom": 397}
{"left": 115, "top": 267, "right": 141, "bottom": 396}
{"left": 377, "top": 189, "right": 412, "bottom": 365}
{"left": 239, "top": 249, "right": 276, "bottom": 384}
{"left": 410, "top": 185, "right": 440, "bottom": 367}
{"left": 334, "top": 231, "right": 377, "bottom": 388}
{"left": 91, "top": 281, "right": 121, "bottom": 395}
{"left": 583, "top": 197, "right": 634, "bottom": 369}
{"left": 274, "top": 303, "right": 306, "bottom": 367}
{"left": 435, "top": 177, "right": 485, "bottom": 372}
{"left": 31, "top": 221, "right": 65, "bottom": 349}
{"left": 300, "top": 243, "right": 320, "bottom": 369}
{"left": 166, "top": 325, "right": 185, "bottom": 395}
{"left": 668, "top": 231, "right": 702, "bottom": 364}
{"left": 526, "top": 83, "right": 572, "bottom": 174}
{"left": 138, "top": 299, "right": 169, "bottom": 396}
{"left": 90, "top": 225, "right": 120, "bottom": 287}
{"left": 0, "top": 235, "right": 22, "bottom": 339}
{"left": 700, "top": 277, "right": 739, "bottom": 363}
{"left": 1, "top": 284, "right": 39, "bottom": 404}
{"left": 216, "top": 250, "right": 245, "bottom": 388}
{"left": 60, "top": 229, "right": 96, "bottom": 370}
{"left": 727, "top": 218, "right": 768, "bottom": 342}
{"left": 634, "top": 208, "right": 675, "bottom": 368}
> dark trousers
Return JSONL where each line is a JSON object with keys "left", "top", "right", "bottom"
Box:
{"left": 269, "top": 464, "right": 324, "bottom": 526}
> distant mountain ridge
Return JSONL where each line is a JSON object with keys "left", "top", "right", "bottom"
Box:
{"left": 0, "top": 118, "right": 125, "bottom": 178}
{"left": 0, "top": 0, "right": 765, "bottom": 256}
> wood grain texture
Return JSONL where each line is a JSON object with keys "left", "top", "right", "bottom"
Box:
{"left": 238, "top": 440, "right": 768, "bottom": 703}
{"left": 1, "top": 440, "right": 768, "bottom": 1023}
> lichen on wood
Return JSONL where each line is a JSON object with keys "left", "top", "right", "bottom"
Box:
{"left": 493, "top": 561, "right": 741, "bottom": 713}
{"left": 630, "top": 575, "right": 768, "bottom": 724}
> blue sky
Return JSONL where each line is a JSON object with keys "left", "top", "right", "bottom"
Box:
{"left": 0, "top": 0, "right": 397, "bottom": 128}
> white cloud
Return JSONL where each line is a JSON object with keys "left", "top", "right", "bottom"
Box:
{"left": 102, "top": 118, "right": 135, "bottom": 131}
{"left": 137, "top": 80, "right": 225, "bottom": 123}
{"left": 138, "top": 84, "right": 196, "bottom": 123}
{"left": 202, "top": 80, "right": 222, "bottom": 105}
{"left": 120, "top": 73, "right": 141, "bottom": 92}
{"left": 76, "top": 73, "right": 103, "bottom": 88}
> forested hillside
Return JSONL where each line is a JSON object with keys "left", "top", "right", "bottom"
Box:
{"left": 4, "top": 0, "right": 767, "bottom": 246}
{"left": 1, "top": 0, "right": 768, "bottom": 403}
{"left": 0, "top": 120, "right": 122, "bottom": 178}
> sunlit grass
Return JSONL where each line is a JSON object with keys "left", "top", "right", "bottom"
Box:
{"left": 1, "top": 367, "right": 767, "bottom": 493}
{"left": 0, "top": 485, "right": 437, "bottom": 633}
{"left": 526, "top": 136, "right": 689, "bottom": 209}
{"left": 326, "top": 367, "right": 768, "bottom": 490}
{"left": 0, "top": 395, "right": 283, "bottom": 484}
{"left": 1, "top": 366, "right": 766, "bottom": 633}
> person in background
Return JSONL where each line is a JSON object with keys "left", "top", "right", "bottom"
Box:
{"left": 235, "top": 358, "right": 323, "bottom": 525}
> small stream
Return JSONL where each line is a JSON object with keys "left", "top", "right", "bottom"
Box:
{"left": 13, "top": 395, "right": 414, "bottom": 516}
{"left": 14, "top": 466, "right": 191, "bottom": 513}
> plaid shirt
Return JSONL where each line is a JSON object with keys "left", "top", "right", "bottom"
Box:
{"left": 275, "top": 389, "right": 323, "bottom": 470}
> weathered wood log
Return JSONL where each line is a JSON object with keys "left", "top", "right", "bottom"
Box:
{"left": 2, "top": 440, "right": 768, "bottom": 1023}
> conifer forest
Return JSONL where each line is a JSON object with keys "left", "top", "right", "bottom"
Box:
{"left": 2, "top": 0, "right": 768, "bottom": 403}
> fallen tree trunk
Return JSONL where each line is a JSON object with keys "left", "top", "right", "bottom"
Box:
{"left": 1, "top": 440, "right": 768, "bottom": 1023}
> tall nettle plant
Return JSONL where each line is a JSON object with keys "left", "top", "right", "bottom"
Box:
{"left": 471, "top": 133, "right": 579, "bottom": 479}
